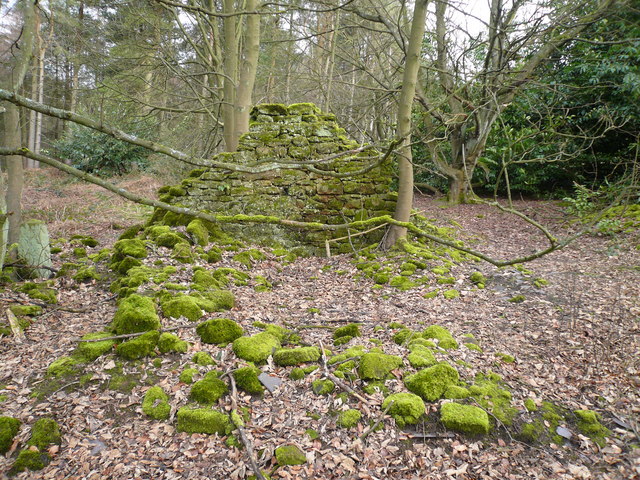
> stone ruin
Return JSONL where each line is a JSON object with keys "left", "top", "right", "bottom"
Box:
{"left": 156, "top": 103, "right": 396, "bottom": 252}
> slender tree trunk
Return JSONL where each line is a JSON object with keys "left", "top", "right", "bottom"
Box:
{"left": 222, "top": 0, "right": 238, "bottom": 152}
{"left": 384, "top": 0, "right": 429, "bottom": 248}
{"left": 234, "top": 0, "right": 260, "bottom": 142}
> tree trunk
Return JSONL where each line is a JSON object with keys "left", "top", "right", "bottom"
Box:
{"left": 222, "top": 0, "right": 238, "bottom": 152}
{"left": 234, "top": 0, "right": 260, "bottom": 143}
{"left": 384, "top": 0, "right": 429, "bottom": 248}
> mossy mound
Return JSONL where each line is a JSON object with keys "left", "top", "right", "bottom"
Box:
{"left": 444, "top": 385, "right": 471, "bottom": 399}
{"left": 161, "top": 295, "right": 204, "bottom": 322}
{"left": 233, "top": 249, "right": 266, "bottom": 267}
{"left": 196, "top": 318, "right": 243, "bottom": 344}
{"left": 275, "top": 444, "right": 307, "bottom": 466}
{"left": 109, "top": 238, "right": 147, "bottom": 273}
{"left": 423, "top": 325, "right": 458, "bottom": 350}
{"left": 142, "top": 386, "right": 171, "bottom": 420}
{"left": 192, "top": 290, "right": 235, "bottom": 312}
{"left": 404, "top": 363, "right": 459, "bottom": 401}
{"left": 28, "top": 417, "right": 62, "bottom": 451}
{"left": 232, "top": 333, "right": 281, "bottom": 363}
{"left": 357, "top": 352, "right": 403, "bottom": 380}
{"left": 233, "top": 366, "right": 264, "bottom": 394}
{"left": 176, "top": 408, "right": 231, "bottom": 435}
{"left": 9, "top": 305, "right": 42, "bottom": 317}
{"left": 158, "top": 332, "right": 189, "bottom": 353}
{"left": 440, "top": 403, "right": 490, "bottom": 435}
{"left": 312, "top": 379, "right": 335, "bottom": 395}
{"left": 16, "top": 282, "right": 57, "bottom": 304}
{"left": 111, "top": 294, "right": 161, "bottom": 335}
{"left": 337, "top": 409, "right": 361, "bottom": 428}
{"left": 190, "top": 371, "right": 228, "bottom": 404}
{"left": 382, "top": 393, "right": 425, "bottom": 427}
{"left": 180, "top": 368, "right": 199, "bottom": 384}
{"left": 192, "top": 351, "right": 216, "bottom": 366}
{"left": 470, "top": 373, "right": 517, "bottom": 425}
{"left": 75, "top": 332, "right": 116, "bottom": 361}
{"left": 186, "top": 219, "right": 210, "bottom": 246}
{"left": 574, "top": 409, "right": 610, "bottom": 447}
{"left": 116, "top": 330, "right": 160, "bottom": 360}
{"left": 47, "top": 356, "right": 81, "bottom": 377}
{"left": 273, "top": 346, "right": 321, "bottom": 366}
{"left": 0, "top": 416, "right": 21, "bottom": 454}
{"left": 333, "top": 323, "right": 360, "bottom": 340}
{"left": 407, "top": 344, "right": 437, "bottom": 368}
{"left": 9, "top": 450, "right": 48, "bottom": 474}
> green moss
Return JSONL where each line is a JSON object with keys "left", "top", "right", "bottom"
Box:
{"left": 162, "top": 295, "right": 204, "bottom": 322}
{"left": 273, "top": 346, "right": 321, "bottom": 366}
{"left": 275, "top": 444, "right": 307, "bottom": 465}
{"left": 111, "top": 294, "right": 161, "bottom": 335}
{"left": 186, "top": 220, "right": 210, "bottom": 247}
{"left": 382, "top": 393, "right": 425, "bottom": 427}
{"left": 312, "top": 379, "right": 335, "bottom": 395}
{"left": 443, "top": 289, "right": 460, "bottom": 300}
{"left": 75, "top": 332, "right": 116, "bottom": 361}
{"left": 389, "top": 275, "right": 418, "bottom": 291}
{"left": 392, "top": 328, "right": 416, "bottom": 345}
{"left": 524, "top": 398, "right": 537, "bottom": 412}
{"left": 509, "top": 295, "right": 525, "bottom": 303}
{"left": 357, "top": 352, "right": 403, "bottom": 380}
{"left": 423, "top": 325, "right": 459, "bottom": 350}
{"left": 0, "top": 416, "right": 21, "bottom": 454}
{"left": 233, "top": 249, "right": 266, "bottom": 267}
{"left": 254, "top": 275, "right": 272, "bottom": 292}
{"left": 444, "top": 385, "right": 471, "bottom": 399}
{"left": 192, "top": 351, "right": 215, "bottom": 366}
{"left": 574, "top": 409, "right": 610, "bottom": 447}
{"left": 465, "top": 343, "right": 483, "bottom": 352}
{"left": 72, "top": 265, "right": 101, "bottom": 283}
{"left": 16, "top": 282, "right": 57, "bottom": 304}
{"left": 158, "top": 332, "right": 189, "bottom": 353}
{"left": 191, "top": 269, "right": 221, "bottom": 290}
{"left": 180, "top": 368, "right": 198, "bottom": 384}
{"left": 408, "top": 338, "right": 436, "bottom": 349}
{"left": 9, "top": 450, "right": 47, "bottom": 474}
{"left": 518, "top": 421, "right": 545, "bottom": 443}
{"left": 404, "top": 363, "right": 459, "bottom": 401}
{"left": 337, "top": 409, "right": 361, "bottom": 428}
{"left": 190, "top": 371, "right": 228, "bottom": 404}
{"left": 211, "top": 267, "right": 250, "bottom": 286}
{"left": 197, "top": 318, "right": 243, "bottom": 344}
{"left": 73, "top": 247, "right": 87, "bottom": 258}
{"left": 112, "top": 238, "right": 147, "bottom": 259}
{"left": 155, "top": 232, "right": 188, "bottom": 249}
{"left": 176, "top": 408, "right": 231, "bottom": 435}
{"left": 117, "top": 224, "right": 144, "bottom": 240}
{"left": 233, "top": 333, "right": 280, "bottom": 363}
{"left": 470, "top": 373, "right": 517, "bottom": 425}
{"left": 171, "top": 243, "right": 196, "bottom": 263}
{"left": 440, "top": 403, "right": 490, "bottom": 435}
{"left": 496, "top": 353, "right": 515, "bottom": 363}
{"left": 9, "top": 305, "right": 42, "bottom": 317}
{"left": 306, "top": 307, "right": 320, "bottom": 314}
{"left": 47, "top": 356, "right": 81, "bottom": 377}
{"left": 469, "top": 271, "right": 486, "bottom": 286}
{"left": 116, "top": 330, "right": 160, "bottom": 360}
{"left": 533, "top": 278, "right": 549, "bottom": 288}
{"left": 193, "top": 290, "right": 235, "bottom": 312}
{"left": 423, "top": 289, "right": 440, "bottom": 299}
{"left": 305, "top": 428, "right": 319, "bottom": 440}
{"left": 333, "top": 323, "right": 360, "bottom": 339}
{"left": 259, "top": 324, "right": 299, "bottom": 344}
{"left": 142, "top": 386, "right": 171, "bottom": 420}
{"left": 333, "top": 336, "right": 352, "bottom": 346}
{"left": 407, "top": 345, "right": 437, "bottom": 368}
{"left": 234, "top": 366, "right": 264, "bottom": 394}
{"left": 289, "top": 368, "right": 306, "bottom": 380}
{"left": 28, "top": 417, "right": 61, "bottom": 451}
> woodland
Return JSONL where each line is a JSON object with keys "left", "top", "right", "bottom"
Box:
{"left": 0, "top": 0, "right": 639, "bottom": 479}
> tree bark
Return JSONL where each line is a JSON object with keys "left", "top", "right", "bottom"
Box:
{"left": 234, "top": 0, "right": 260, "bottom": 143}
{"left": 222, "top": 0, "right": 238, "bottom": 152}
{"left": 384, "top": 0, "right": 429, "bottom": 248}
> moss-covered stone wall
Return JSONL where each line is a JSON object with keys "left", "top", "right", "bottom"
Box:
{"left": 155, "top": 103, "right": 396, "bottom": 251}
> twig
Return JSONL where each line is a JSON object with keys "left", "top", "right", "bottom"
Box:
{"left": 52, "top": 381, "right": 79, "bottom": 395}
{"left": 358, "top": 400, "right": 394, "bottom": 442}
{"left": 4, "top": 262, "right": 59, "bottom": 274}
{"left": 227, "top": 373, "right": 267, "bottom": 480}
{"left": 73, "top": 324, "right": 198, "bottom": 342}
{"left": 319, "top": 340, "right": 369, "bottom": 404}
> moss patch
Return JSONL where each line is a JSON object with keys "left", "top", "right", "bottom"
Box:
{"left": 333, "top": 323, "right": 360, "bottom": 340}
{"left": 142, "top": 386, "right": 171, "bottom": 420}
{"left": 197, "top": 318, "right": 243, "bottom": 344}
{"left": 357, "top": 352, "right": 403, "bottom": 380}
{"left": 273, "top": 346, "right": 321, "bottom": 366}
{"left": 158, "top": 332, "right": 189, "bottom": 353}
{"left": 162, "top": 295, "right": 204, "bottom": 322}
{"left": 0, "top": 416, "right": 21, "bottom": 454}
{"left": 423, "top": 325, "right": 458, "bottom": 350}
{"left": 312, "top": 379, "right": 335, "bottom": 395}
{"left": 9, "top": 450, "right": 47, "bottom": 474}
{"left": 337, "top": 409, "right": 361, "bottom": 428}
{"left": 192, "top": 351, "right": 216, "bottom": 366}
{"left": 190, "top": 371, "right": 228, "bottom": 405}
{"left": 382, "top": 393, "right": 425, "bottom": 427}
{"left": 177, "top": 408, "right": 231, "bottom": 435}
{"left": 275, "top": 445, "right": 307, "bottom": 465}
{"left": 440, "top": 403, "right": 490, "bottom": 435}
{"left": 574, "top": 409, "right": 610, "bottom": 447}
{"left": 111, "top": 294, "right": 161, "bottom": 335}
{"left": 404, "top": 363, "right": 459, "bottom": 401}
{"left": 180, "top": 368, "right": 198, "bottom": 384}
{"left": 116, "top": 330, "right": 160, "bottom": 360}
{"left": 233, "top": 366, "right": 264, "bottom": 394}
{"left": 232, "top": 333, "right": 280, "bottom": 363}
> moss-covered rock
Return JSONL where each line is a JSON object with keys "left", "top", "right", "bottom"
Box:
{"left": 444, "top": 385, "right": 471, "bottom": 399}
{"left": 9, "top": 450, "right": 47, "bottom": 474}
{"left": 142, "top": 386, "right": 171, "bottom": 420}
{"left": 423, "top": 325, "right": 458, "bottom": 350}
{"left": 190, "top": 371, "right": 228, "bottom": 405}
{"left": 193, "top": 290, "right": 235, "bottom": 312}
{"left": 233, "top": 249, "right": 266, "bottom": 267}
{"left": 111, "top": 294, "right": 161, "bottom": 335}
{"left": 440, "top": 403, "right": 490, "bottom": 435}
{"left": 186, "top": 219, "right": 210, "bottom": 246}
{"left": 196, "top": 318, "right": 243, "bottom": 344}
{"left": 312, "top": 379, "right": 335, "bottom": 395}
{"left": 72, "top": 265, "right": 101, "bottom": 283}
{"left": 16, "top": 282, "right": 57, "bottom": 304}
{"left": 574, "top": 409, "right": 610, "bottom": 447}
{"left": 382, "top": 393, "right": 425, "bottom": 427}
{"left": 9, "top": 305, "right": 42, "bottom": 317}
{"left": 116, "top": 330, "right": 160, "bottom": 360}
{"left": 273, "top": 346, "right": 321, "bottom": 366}
{"left": 470, "top": 373, "right": 517, "bottom": 425}
{"left": 180, "top": 367, "right": 199, "bottom": 384}
{"left": 275, "top": 444, "right": 307, "bottom": 466}
{"left": 157, "top": 332, "right": 189, "bottom": 353}
{"left": 28, "top": 417, "right": 62, "bottom": 451}
{"left": 75, "top": 332, "right": 116, "bottom": 361}
{"left": 404, "top": 363, "right": 459, "bottom": 401}
{"left": 337, "top": 409, "right": 361, "bottom": 428}
{"left": 333, "top": 323, "right": 360, "bottom": 340}
{"left": 232, "top": 333, "right": 280, "bottom": 363}
{"left": 233, "top": 366, "right": 264, "bottom": 394}
{"left": 161, "top": 295, "right": 204, "bottom": 322}
{"left": 192, "top": 351, "right": 216, "bottom": 366}
{"left": 0, "top": 416, "right": 20, "bottom": 454}
{"left": 176, "top": 408, "right": 231, "bottom": 435}
{"left": 47, "top": 356, "right": 81, "bottom": 377}
{"left": 357, "top": 352, "right": 403, "bottom": 380}
{"left": 524, "top": 398, "right": 537, "bottom": 412}
{"left": 407, "top": 344, "right": 437, "bottom": 368}
{"left": 112, "top": 238, "right": 147, "bottom": 259}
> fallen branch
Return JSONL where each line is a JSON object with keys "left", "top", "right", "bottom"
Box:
{"left": 319, "top": 340, "right": 369, "bottom": 404}
{"left": 73, "top": 324, "right": 198, "bottom": 343}
{"left": 227, "top": 373, "right": 267, "bottom": 480}
{"left": 4, "top": 262, "right": 59, "bottom": 274}
{"left": 358, "top": 400, "right": 394, "bottom": 442}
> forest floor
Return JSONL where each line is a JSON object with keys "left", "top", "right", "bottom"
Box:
{"left": 1, "top": 169, "right": 639, "bottom": 480}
